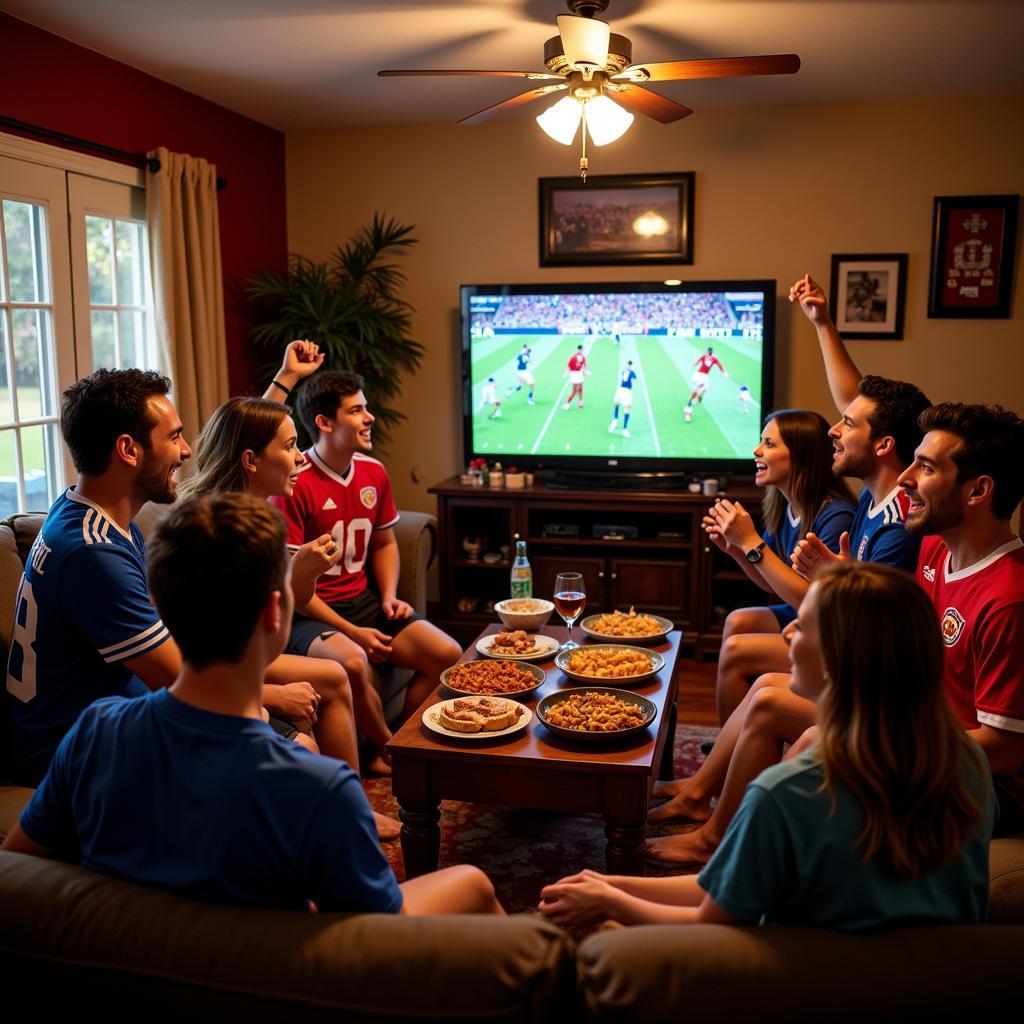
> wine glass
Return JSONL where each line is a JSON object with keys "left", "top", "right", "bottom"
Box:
{"left": 553, "top": 572, "right": 586, "bottom": 651}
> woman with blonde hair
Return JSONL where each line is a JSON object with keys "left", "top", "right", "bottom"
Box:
{"left": 183, "top": 394, "right": 401, "bottom": 837}
{"left": 541, "top": 561, "right": 995, "bottom": 930}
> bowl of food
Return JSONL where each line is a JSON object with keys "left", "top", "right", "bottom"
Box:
{"left": 555, "top": 644, "right": 664, "bottom": 685}
{"left": 440, "top": 658, "right": 546, "bottom": 699}
{"left": 579, "top": 608, "right": 673, "bottom": 645}
{"left": 494, "top": 597, "right": 555, "bottom": 632}
{"left": 536, "top": 687, "right": 657, "bottom": 742}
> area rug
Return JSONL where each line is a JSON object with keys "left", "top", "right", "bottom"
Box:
{"left": 363, "top": 722, "right": 719, "bottom": 915}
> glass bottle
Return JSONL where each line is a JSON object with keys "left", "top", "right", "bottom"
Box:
{"left": 510, "top": 537, "right": 532, "bottom": 598}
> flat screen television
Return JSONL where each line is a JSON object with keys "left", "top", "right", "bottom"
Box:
{"left": 461, "top": 280, "right": 775, "bottom": 485}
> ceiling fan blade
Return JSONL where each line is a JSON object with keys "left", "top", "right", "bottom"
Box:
{"left": 615, "top": 53, "right": 800, "bottom": 84}
{"left": 459, "top": 84, "right": 568, "bottom": 126}
{"left": 378, "top": 69, "right": 563, "bottom": 80}
{"left": 609, "top": 85, "right": 693, "bottom": 124}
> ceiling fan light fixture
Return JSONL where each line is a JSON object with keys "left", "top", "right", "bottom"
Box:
{"left": 536, "top": 95, "right": 583, "bottom": 144}
{"left": 584, "top": 94, "right": 634, "bottom": 145}
{"left": 556, "top": 15, "right": 610, "bottom": 70}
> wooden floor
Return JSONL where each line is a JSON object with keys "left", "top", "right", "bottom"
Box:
{"left": 674, "top": 656, "right": 719, "bottom": 728}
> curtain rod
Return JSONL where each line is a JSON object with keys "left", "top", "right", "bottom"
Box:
{"left": 0, "top": 115, "right": 228, "bottom": 191}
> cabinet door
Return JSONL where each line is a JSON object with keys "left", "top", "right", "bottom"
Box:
{"left": 532, "top": 554, "right": 607, "bottom": 610}
{"left": 610, "top": 558, "right": 690, "bottom": 622}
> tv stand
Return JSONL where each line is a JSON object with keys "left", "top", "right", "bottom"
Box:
{"left": 428, "top": 474, "right": 766, "bottom": 656}
{"left": 544, "top": 469, "right": 690, "bottom": 492}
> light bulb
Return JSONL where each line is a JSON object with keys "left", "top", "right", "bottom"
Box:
{"left": 584, "top": 95, "right": 634, "bottom": 146}
{"left": 536, "top": 97, "right": 583, "bottom": 145}
{"left": 633, "top": 211, "right": 670, "bottom": 238}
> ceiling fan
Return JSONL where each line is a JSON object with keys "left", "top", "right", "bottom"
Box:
{"left": 379, "top": 0, "right": 800, "bottom": 179}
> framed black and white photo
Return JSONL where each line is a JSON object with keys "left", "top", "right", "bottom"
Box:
{"left": 829, "top": 254, "right": 908, "bottom": 340}
{"left": 539, "top": 173, "right": 694, "bottom": 267}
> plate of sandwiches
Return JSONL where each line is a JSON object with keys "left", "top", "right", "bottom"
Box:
{"left": 475, "top": 630, "right": 560, "bottom": 662}
{"left": 423, "top": 696, "right": 533, "bottom": 740}
{"left": 578, "top": 608, "right": 673, "bottom": 645}
{"left": 440, "top": 658, "right": 546, "bottom": 698}
{"left": 554, "top": 644, "right": 664, "bottom": 685}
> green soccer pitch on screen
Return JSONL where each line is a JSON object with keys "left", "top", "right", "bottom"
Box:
{"left": 461, "top": 281, "right": 776, "bottom": 476}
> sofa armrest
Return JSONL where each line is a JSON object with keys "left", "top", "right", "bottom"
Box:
{"left": 0, "top": 852, "right": 573, "bottom": 1022}
{"left": 989, "top": 835, "right": 1024, "bottom": 923}
{"left": 577, "top": 922, "right": 1024, "bottom": 1022}
{"left": 393, "top": 511, "right": 437, "bottom": 615}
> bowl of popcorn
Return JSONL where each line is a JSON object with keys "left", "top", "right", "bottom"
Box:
{"left": 494, "top": 597, "right": 555, "bottom": 632}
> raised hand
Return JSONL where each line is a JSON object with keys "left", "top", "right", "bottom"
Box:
{"left": 706, "top": 499, "right": 761, "bottom": 551}
{"left": 790, "top": 530, "right": 849, "bottom": 579}
{"left": 276, "top": 340, "right": 325, "bottom": 389}
{"left": 788, "top": 274, "right": 831, "bottom": 325}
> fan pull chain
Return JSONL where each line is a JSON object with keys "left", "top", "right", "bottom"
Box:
{"left": 579, "top": 110, "right": 589, "bottom": 181}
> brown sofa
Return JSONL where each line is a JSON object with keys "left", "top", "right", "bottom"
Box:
{"left": 2, "top": 512, "right": 1023, "bottom": 1019}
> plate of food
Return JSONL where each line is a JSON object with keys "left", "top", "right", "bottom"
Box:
{"left": 536, "top": 688, "right": 656, "bottom": 742}
{"left": 440, "top": 658, "right": 546, "bottom": 698}
{"left": 423, "top": 696, "right": 533, "bottom": 740}
{"left": 554, "top": 644, "right": 664, "bottom": 685}
{"left": 475, "top": 630, "right": 560, "bottom": 662}
{"left": 579, "top": 608, "right": 673, "bottom": 644}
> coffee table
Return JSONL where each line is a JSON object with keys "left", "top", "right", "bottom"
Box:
{"left": 387, "top": 624, "right": 681, "bottom": 877}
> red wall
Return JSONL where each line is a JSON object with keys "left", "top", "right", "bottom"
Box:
{"left": 1, "top": 13, "right": 287, "bottom": 393}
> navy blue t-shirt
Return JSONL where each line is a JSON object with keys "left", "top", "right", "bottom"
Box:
{"left": 20, "top": 690, "right": 403, "bottom": 914}
{"left": 848, "top": 486, "right": 920, "bottom": 571}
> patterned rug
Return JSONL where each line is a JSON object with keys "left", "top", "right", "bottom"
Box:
{"left": 363, "top": 722, "right": 719, "bottom": 915}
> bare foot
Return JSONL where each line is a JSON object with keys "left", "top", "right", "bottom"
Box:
{"left": 644, "top": 828, "right": 719, "bottom": 866}
{"left": 365, "top": 753, "right": 392, "bottom": 777}
{"left": 651, "top": 778, "right": 687, "bottom": 800}
{"left": 647, "top": 788, "right": 713, "bottom": 824}
{"left": 374, "top": 811, "right": 401, "bottom": 842}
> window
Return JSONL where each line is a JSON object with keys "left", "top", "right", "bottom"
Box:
{"left": 0, "top": 136, "right": 160, "bottom": 513}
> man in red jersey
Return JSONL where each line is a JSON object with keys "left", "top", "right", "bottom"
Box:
{"left": 683, "top": 347, "right": 728, "bottom": 422}
{"left": 899, "top": 402, "right": 1024, "bottom": 834}
{"left": 272, "top": 372, "right": 462, "bottom": 738}
{"left": 562, "top": 344, "right": 590, "bottom": 409}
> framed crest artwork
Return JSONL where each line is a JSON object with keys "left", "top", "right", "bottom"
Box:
{"left": 928, "top": 194, "right": 1019, "bottom": 318}
{"left": 829, "top": 254, "right": 908, "bottom": 340}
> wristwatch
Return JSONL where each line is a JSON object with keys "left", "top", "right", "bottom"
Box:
{"left": 745, "top": 541, "right": 767, "bottom": 564}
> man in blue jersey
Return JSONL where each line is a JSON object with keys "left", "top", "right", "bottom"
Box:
{"left": 505, "top": 344, "right": 536, "bottom": 404}
{"left": 2, "top": 493, "right": 503, "bottom": 916}
{"left": 608, "top": 361, "right": 637, "bottom": 438}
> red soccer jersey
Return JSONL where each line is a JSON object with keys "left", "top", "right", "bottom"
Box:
{"left": 567, "top": 352, "right": 587, "bottom": 372}
{"left": 695, "top": 354, "right": 723, "bottom": 374}
{"left": 271, "top": 449, "right": 399, "bottom": 605}
{"left": 917, "top": 534, "right": 1024, "bottom": 808}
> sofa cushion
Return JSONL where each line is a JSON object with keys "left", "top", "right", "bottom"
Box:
{"left": 989, "top": 835, "right": 1024, "bottom": 923}
{"left": 0, "top": 851, "right": 573, "bottom": 1022}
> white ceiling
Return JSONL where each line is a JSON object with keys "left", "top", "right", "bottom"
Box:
{"left": 7, "top": 0, "right": 1024, "bottom": 132}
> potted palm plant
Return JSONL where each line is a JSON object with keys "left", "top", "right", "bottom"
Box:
{"left": 247, "top": 213, "right": 424, "bottom": 447}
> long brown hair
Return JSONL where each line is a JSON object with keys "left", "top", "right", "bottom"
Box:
{"left": 178, "top": 396, "right": 289, "bottom": 500}
{"left": 813, "top": 561, "right": 986, "bottom": 876}
{"left": 760, "top": 408, "right": 855, "bottom": 536}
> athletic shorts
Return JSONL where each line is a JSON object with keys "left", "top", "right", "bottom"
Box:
{"left": 768, "top": 602, "right": 797, "bottom": 630}
{"left": 285, "top": 586, "right": 424, "bottom": 657}
{"left": 569, "top": 370, "right": 585, "bottom": 384}
{"left": 517, "top": 371, "right": 535, "bottom": 386}
{"left": 268, "top": 716, "right": 300, "bottom": 740}
{"left": 691, "top": 371, "right": 710, "bottom": 391}
{"left": 614, "top": 386, "right": 634, "bottom": 409}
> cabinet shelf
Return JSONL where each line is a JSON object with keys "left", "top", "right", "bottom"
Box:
{"left": 453, "top": 559, "right": 511, "bottom": 569}
{"left": 528, "top": 536, "right": 690, "bottom": 550}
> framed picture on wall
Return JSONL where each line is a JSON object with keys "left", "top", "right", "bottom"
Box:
{"left": 927, "top": 194, "right": 1019, "bottom": 318}
{"left": 829, "top": 253, "right": 908, "bottom": 340}
{"left": 538, "top": 172, "right": 694, "bottom": 266}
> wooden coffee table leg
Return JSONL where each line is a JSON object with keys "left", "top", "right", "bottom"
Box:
{"left": 658, "top": 701, "right": 678, "bottom": 781}
{"left": 604, "top": 777, "right": 647, "bottom": 875}
{"left": 398, "top": 800, "right": 441, "bottom": 878}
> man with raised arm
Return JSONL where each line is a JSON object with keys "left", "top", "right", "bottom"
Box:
{"left": 3, "top": 493, "right": 504, "bottom": 916}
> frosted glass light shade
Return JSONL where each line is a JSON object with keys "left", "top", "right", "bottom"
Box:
{"left": 584, "top": 95, "right": 634, "bottom": 146}
{"left": 556, "top": 15, "right": 610, "bottom": 69}
{"left": 537, "top": 97, "right": 583, "bottom": 145}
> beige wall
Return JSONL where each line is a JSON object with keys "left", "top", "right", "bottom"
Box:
{"left": 287, "top": 93, "right": 1024, "bottom": 512}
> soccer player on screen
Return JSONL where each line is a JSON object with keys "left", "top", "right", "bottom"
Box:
{"left": 608, "top": 361, "right": 637, "bottom": 438}
{"left": 480, "top": 377, "right": 501, "bottom": 419}
{"left": 505, "top": 345, "right": 535, "bottom": 405}
{"left": 562, "top": 345, "right": 590, "bottom": 410}
{"left": 738, "top": 384, "right": 752, "bottom": 415}
{"left": 684, "top": 347, "right": 729, "bottom": 423}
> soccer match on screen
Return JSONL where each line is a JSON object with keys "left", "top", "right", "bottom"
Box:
{"left": 467, "top": 290, "right": 766, "bottom": 462}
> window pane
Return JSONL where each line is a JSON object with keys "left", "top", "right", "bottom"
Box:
{"left": 3, "top": 199, "right": 49, "bottom": 303}
{"left": 20, "top": 422, "right": 62, "bottom": 512}
{"left": 91, "top": 309, "right": 118, "bottom": 368}
{"left": 0, "top": 429, "right": 20, "bottom": 518}
{"left": 115, "top": 220, "right": 146, "bottom": 307}
{"left": 0, "top": 312, "right": 11, "bottom": 422}
{"left": 119, "top": 309, "right": 143, "bottom": 368}
{"left": 86, "top": 215, "right": 114, "bottom": 305}
{"left": 12, "top": 307, "right": 58, "bottom": 418}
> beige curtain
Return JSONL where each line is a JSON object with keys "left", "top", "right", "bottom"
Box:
{"left": 146, "top": 147, "right": 229, "bottom": 442}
